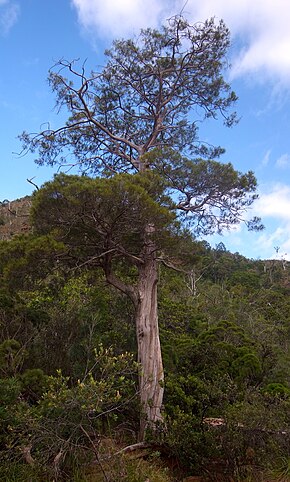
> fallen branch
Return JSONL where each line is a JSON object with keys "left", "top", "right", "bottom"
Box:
{"left": 114, "top": 442, "right": 152, "bottom": 455}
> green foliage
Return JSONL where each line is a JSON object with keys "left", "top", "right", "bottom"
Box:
{"left": 31, "top": 172, "right": 175, "bottom": 244}
{"left": 0, "top": 376, "right": 28, "bottom": 452}
{"left": 270, "top": 455, "right": 290, "bottom": 481}
{"left": 4, "top": 13, "right": 290, "bottom": 478}
{"left": 0, "top": 347, "right": 139, "bottom": 478}
{"left": 153, "top": 410, "right": 217, "bottom": 473}
{"left": 84, "top": 449, "right": 173, "bottom": 482}
{"left": 165, "top": 372, "right": 231, "bottom": 418}
{"left": 0, "top": 234, "right": 65, "bottom": 293}
{"left": 0, "top": 339, "right": 27, "bottom": 376}
{"left": 22, "top": 16, "right": 237, "bottom": 173}
{"left": 0, "top": 228, "right": 290, "bottom": 478}
{"left": 0, "top": 219, "right": 289, "bottom": 478}
{"left": 220, "top": 392, "right": 290, "bottom": 477}
{"left": 262, "top": 382, "right": 290, "bottom": 397}
{"left": 28, "top": 173, "right": 182, "bottom": 298}
{"left": 20, "top": 368, "right": 49, "bottom": 402}
{"left": 0, "top": 462, "right": 46, "bottom": 481}
{"left": 0, "top": 376, "right": 21, "bottom": 408}
{"left": 147, "top": 148, "right": 262, "bottom": 234}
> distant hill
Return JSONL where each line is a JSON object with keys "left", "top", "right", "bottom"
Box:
{"left": 0, "top": 196, "right": 31, "bottom": 240}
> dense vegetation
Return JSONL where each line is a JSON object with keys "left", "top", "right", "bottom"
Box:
{"left": 20, "top": 14, "right": 263, "bottom": 443}
{"left": 2, "top": 14, "right": 289, "bottom": 481}
{"left": 0, "top": 197, "right": 289, "bottom": 480}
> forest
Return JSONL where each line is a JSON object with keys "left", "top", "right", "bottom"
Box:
{"left": 0, "top": 197, "right": 290, "bottom": 481}
{"left": 0, "top": 14, "right": 290, "bottom": 482}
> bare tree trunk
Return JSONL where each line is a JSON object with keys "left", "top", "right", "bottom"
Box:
{"left": 136, "top": 226, "right": 164, "bottom": 440}
{"left": 104, "top": 224, "right": 164, "bottom": 440}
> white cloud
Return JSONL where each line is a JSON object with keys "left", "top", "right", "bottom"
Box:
{"left": 71, "top": 0, "right": 290, "bottom": 84}
{"left": 71, "top": 0, "right": 179, "bottom": 38}
{"left": 275, "top": 153, "right": 290, "bottom": 169}
{"left": 254, "top": 225, "right": 290, "bottom": 260}
{"left": 255, "top": 184, "right": 290, "bottom": 221}
{"left": 261, "top": 150, "right": 271, "bottom": 168}
{"left": 215, "top": 183, "right": 290, "bottom": 260}
{"left": 0, "top": 1, "right": 20, "bottom": 36}
{"left": 256, "top": 227, "right": 286, "bottom": 251}
{"left": 204, "top": 182, "right": 290, "bottom": 260}
{"left": 183, "top": 0, "right": 290, "bottom": 84}
{"left": 248, "top": 183, "right": 290, "bottom": 259}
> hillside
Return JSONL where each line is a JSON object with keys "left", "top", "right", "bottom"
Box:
{"left": 0, "top": 196, "right": 31, "bottom": 240}
{"left": 0, "top": 192, "right": 290, "bottom": 481}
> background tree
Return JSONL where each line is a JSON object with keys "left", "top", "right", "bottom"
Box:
{"left": 21, "top": 15, "right": 262, "bottom": 438}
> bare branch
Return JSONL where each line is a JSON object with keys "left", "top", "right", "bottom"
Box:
{"left": 27, "top": 177, "right": 39, "bottom": 191}
{"left": 105, "top": 268, "right": 138, "bottom": 307}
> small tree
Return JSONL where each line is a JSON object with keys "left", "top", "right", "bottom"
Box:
{"left": 22, "top": 15, "right": 262, "bottom": 438}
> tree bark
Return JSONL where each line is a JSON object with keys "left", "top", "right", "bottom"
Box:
{"left": 136, "top": 225, "right": 164, "bottom": 440}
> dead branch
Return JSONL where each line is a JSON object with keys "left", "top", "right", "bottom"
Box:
{"left": 27, "top": 177, "right": 39, "bottom": 191}
{"left": 114, "top": 441, "right": 152, "bottom": 456}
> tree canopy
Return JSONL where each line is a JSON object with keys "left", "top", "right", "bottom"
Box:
{"left": 22, "top": 17, "right": 237, "bottom": 174}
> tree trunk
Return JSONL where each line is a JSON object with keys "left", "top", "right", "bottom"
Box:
{"left": 136, "top": 226, "right": 164, "bottom": 440}
{"left": 104, "top": 224, "right": 164, "bottom": 440}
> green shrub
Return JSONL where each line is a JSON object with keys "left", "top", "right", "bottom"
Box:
{"left": 0, "top": 347, "right": 140, "bottom": 479}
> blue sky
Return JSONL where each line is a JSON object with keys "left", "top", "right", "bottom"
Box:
{"left": 1, "top": 0, "right": 290, "bottom": 261}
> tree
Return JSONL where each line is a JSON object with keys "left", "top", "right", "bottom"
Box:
{"left": 21, "top": 15, "right": 262, "bottom": 438}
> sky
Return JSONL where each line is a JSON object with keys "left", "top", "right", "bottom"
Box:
{"left": 1, "top": 0, "right": 290, "bottom": 261}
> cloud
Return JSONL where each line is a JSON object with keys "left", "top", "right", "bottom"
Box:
{"left": 254, "top": 184, "right": 290, "bottom": 221}
{"left": 248, "top": 183, "right": 290, "bottom": 259}
{"left": 71, "top": 0, "right": 290, "bottom": 85}
{"left": 71, "top": 0, "right": 179, "bottom": 38}
{"left": 275, "top": 153, "right": 290, "bottom": 169}
{"left": 254, "top": 226, "right": 290, "bottom": 259}
{"left": 261, "top": 150, "right": 271, "bottom": 168}
{"left": 204, "top": 182, "right": 290, "bottom": 260}
{"left": 182, "top": 0, "right": 290, "bottom": 84}
{"left": 253, "top": 221, "right": 290, "bottom": 260}
{"left": 0, "top": 1, "right": 20, "bottom": 36}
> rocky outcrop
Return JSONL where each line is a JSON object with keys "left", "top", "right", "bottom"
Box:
{"left": 0, "top": 196, "right": 31, "bottom": 240}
